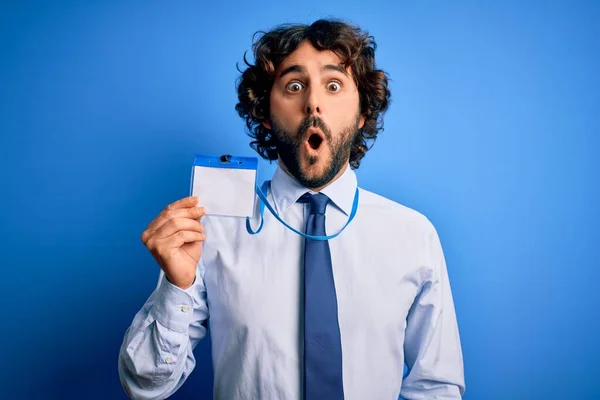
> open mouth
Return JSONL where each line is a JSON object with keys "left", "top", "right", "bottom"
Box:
{"left": 307, "top": 132, "right": 324, "bottom": 150}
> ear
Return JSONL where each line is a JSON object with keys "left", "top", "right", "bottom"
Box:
{"left": 358, "top": 115, "right": 366, "bottom": 130}
{"left": 262, "top": 120, "right": 271, "bottom": 130}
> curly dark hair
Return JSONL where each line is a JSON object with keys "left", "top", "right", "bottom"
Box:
{"left": 235, "top": 19, "right": 391, "bottom": 169}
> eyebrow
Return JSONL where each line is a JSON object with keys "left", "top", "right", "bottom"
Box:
{"left": 278, "top": 64, "right": 349, "bottom": 80}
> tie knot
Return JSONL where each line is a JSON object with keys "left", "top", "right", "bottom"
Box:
{"left": 298, "top": 192, "right": 330, "bottom": 215}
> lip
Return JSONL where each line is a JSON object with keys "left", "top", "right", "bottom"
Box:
{"left": 303, "top": 127, "right": 325, "bottom": 141}
{"left": 303, "top": 127, "right": 325, "bottom": 153}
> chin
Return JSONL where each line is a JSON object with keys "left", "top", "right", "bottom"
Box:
{"left": 301, "top": 156, "right": 328, "bottom": 175}
{"left": 299, "top": 162, "right": 336, "bottom": 188}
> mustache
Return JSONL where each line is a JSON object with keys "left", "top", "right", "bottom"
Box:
{"left": 296, "top": 116, "right": 332, "bottom": 141}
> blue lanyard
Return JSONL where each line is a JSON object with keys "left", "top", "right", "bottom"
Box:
{"left": 246, "top": 180, "right": 360, "bottom": 241}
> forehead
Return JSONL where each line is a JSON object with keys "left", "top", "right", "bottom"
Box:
{"left": 276, "top": 40, "right": 347, "bottom": 75}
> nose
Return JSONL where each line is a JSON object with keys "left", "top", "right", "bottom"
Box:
{"left": 304, "top": 85, "right": 321, "bottom": 116}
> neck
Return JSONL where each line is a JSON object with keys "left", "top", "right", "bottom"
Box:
{"left": 278, "top": 159, "right": 349, "bottom": 192}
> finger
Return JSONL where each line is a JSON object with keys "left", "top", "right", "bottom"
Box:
{"left": 155, "top": 230, "right": 206, "bottom": 252}
{"left": 144, "top": 205, "right": 206, "bottom": 240}
{"left": 143, "top": 215, "right": 204, "bottom": 244}
{"left": 171, "top": 196, "right": 200, "bottom": 209}
{"left": 144, "top": 195, "right": 198, "bottom": 229}
{"left": 151, "top": 195, "right": 199, "bottom": 224}
{"left": 152, "top": 217, "right": 204, "bottom": 240}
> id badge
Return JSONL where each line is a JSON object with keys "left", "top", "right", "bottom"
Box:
{"left": 190, "top": 154, "right": 258, "bottom": 218}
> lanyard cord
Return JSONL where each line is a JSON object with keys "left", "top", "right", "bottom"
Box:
{"left": 246, "top": 181, "right": 359, "bottom": 240}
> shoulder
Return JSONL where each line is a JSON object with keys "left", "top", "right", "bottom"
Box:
{"left": 357, "top": 187, "right": 437, "bottom": 237}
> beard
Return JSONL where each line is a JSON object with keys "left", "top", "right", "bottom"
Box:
{"left": 271, "top": 114, "right": 360, "bottom": 189}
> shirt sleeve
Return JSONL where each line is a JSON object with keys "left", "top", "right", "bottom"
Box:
{"left": 400, "top": 225, "right": 466, "bottom": 399}
{"left": 118, "top": 259, "right": 209, "bottom": 400}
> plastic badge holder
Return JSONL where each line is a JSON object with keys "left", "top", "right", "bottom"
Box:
{"left": 190, "top": 154, "right": 258, "bottom": 218}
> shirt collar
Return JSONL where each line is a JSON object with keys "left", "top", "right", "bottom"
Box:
{"left": 270, "top": 163, "right": 357, "bottom": 216}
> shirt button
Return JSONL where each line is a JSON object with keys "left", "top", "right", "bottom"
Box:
{"left": 181, "top": 305, "right": 190, "bottom": 313}
{"left": 165, "top": 356, "right": 173, "bottom": 364}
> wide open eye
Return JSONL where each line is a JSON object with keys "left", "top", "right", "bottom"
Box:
{"left": 327, "top": 81, "right": 342, "bottom": 93}
{"left": 286, "top": 81, "right": 304, "bottom": 93}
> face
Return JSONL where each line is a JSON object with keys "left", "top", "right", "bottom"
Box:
{"left": 264, "top": 40, "right": 365, "bottom": 190}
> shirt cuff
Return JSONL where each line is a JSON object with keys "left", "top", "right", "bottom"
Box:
{"left": 149, "top": 272, "right": 198, "bottom": 333}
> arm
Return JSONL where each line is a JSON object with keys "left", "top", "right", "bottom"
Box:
{"left": 400, "top": 226, "right": 466, "bottom": 399}
{"left": 118, "top": 260, "right": 209, "bottom": 400}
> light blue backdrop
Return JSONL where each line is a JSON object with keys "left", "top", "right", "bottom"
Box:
{"left": 1, "top": 1, "right": 598, "bottom": 399}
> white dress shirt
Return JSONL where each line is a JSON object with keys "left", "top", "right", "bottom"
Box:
{"left": 118, "top": 164, "right": 465, "bottom": 399}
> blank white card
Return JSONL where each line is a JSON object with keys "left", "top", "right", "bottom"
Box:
{"left": 190, "top": 155, "right": 258, "bottom": 218}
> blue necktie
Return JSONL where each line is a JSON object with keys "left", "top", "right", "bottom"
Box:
{"left": 299, "top": 193, "right": 344, "bottom": 400}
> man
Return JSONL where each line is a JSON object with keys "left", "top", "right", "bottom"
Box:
{"left": 118, "top": 19, "right": 465, "bottom": 399}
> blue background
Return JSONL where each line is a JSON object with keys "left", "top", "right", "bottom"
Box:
{"left": 1, "top": 1, "right": 598, "bottom": 399}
